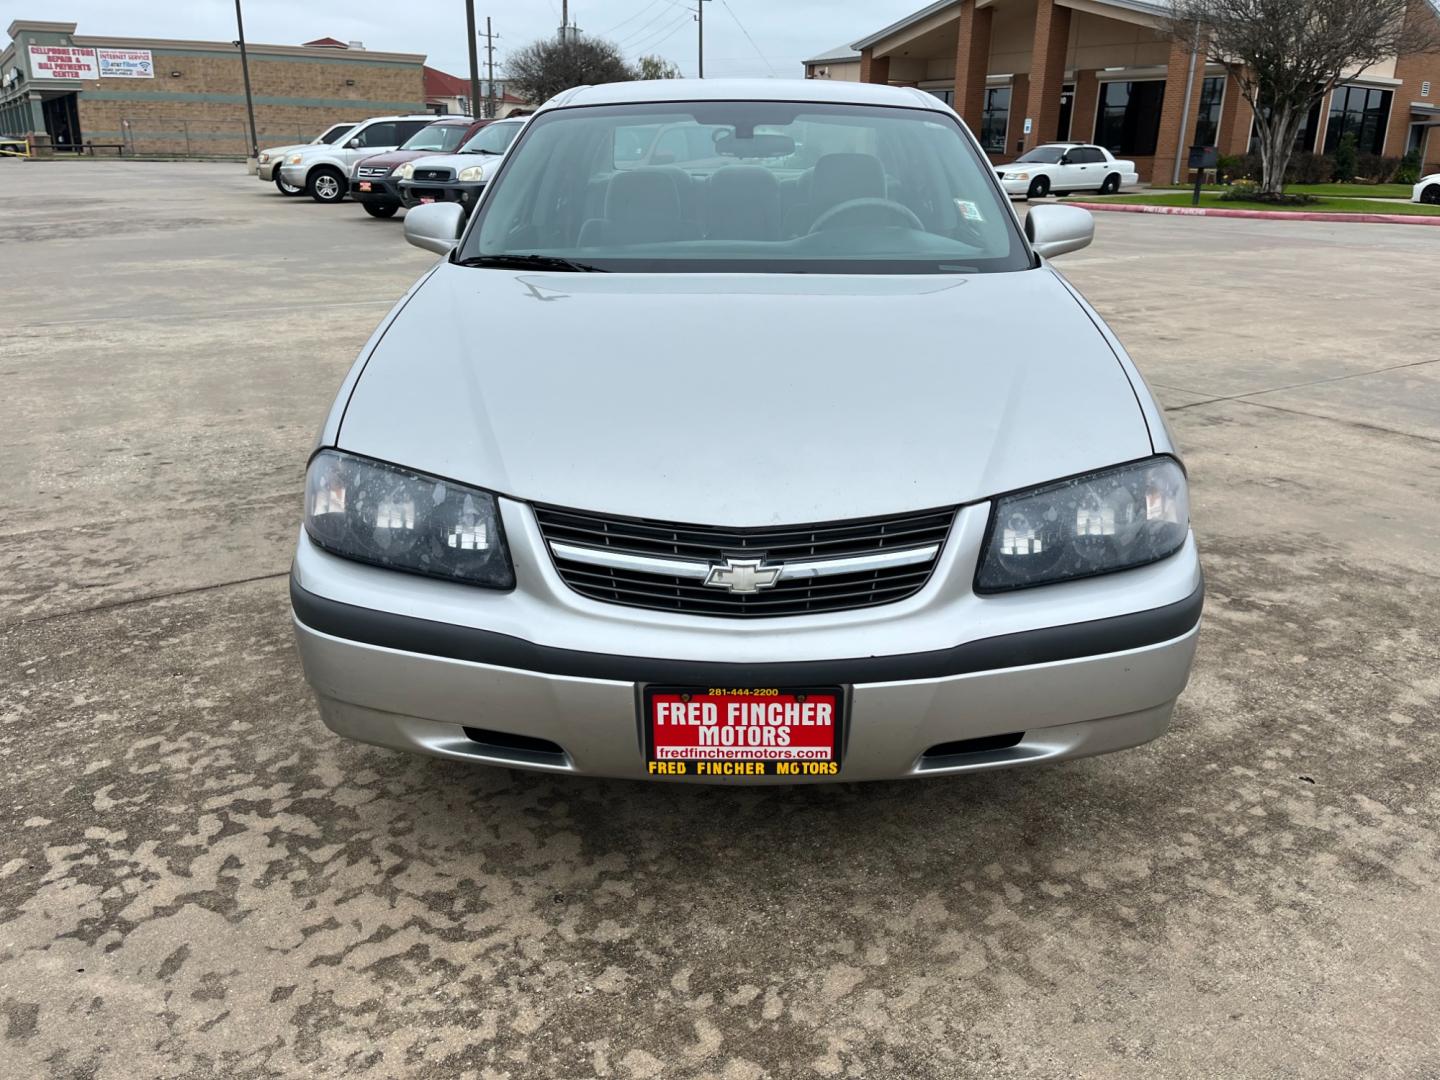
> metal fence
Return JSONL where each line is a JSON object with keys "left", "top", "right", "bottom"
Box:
{"left": 115, "top": 118, "right": 320, "bottom": 157}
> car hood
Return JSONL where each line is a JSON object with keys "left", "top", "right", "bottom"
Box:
{"left": 359, "top": 148, "right": 447, "bottom": 170}
{"left": 407, "top": 151, "right": 504, "bottom": 176}
{"left": 259, "top": 143, "right": 304, "bottom": 159}
{"left": 338, "top": 266, "right": 1153, "bottom": 525}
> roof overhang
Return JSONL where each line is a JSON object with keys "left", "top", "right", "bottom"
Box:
{"left": 852, "top": 0, "right": 1167, "bottom": 54}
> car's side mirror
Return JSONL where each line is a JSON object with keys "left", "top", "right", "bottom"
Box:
{"left": 346, "top": 138, "right": 360, "bottom": 149}
{"left": 404, "top": 202, "right": 467, "bottom": 254}
{"left": 1058, "top": 154, "right": 1072, "bottom": 165}
{"left": 1025, "top": 203, "right": 1094, "bottom": 259}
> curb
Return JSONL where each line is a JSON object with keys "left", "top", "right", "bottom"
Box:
{"left": 1070, "top": 201, "right": 1440, "bottom": 227}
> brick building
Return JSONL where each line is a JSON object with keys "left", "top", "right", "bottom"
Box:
{"left": 0, "top": 19, "right": 426, "bottom": 156}
{"left": 804, "top": 0, "right": 1440, "bottom": 183}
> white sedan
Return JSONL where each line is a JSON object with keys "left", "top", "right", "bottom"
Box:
{"left": 995, "top": 143, "right": 1139, "bottom": 200}
{"left": 1413, "top": 173, "right": 1440, "bottom": 205}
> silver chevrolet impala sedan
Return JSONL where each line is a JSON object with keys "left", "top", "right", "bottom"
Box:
{"left": 289, "top": 79, "right": 1203, "bottom": 784}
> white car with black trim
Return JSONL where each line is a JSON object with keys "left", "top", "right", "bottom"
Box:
{"left": 396, "top": 118, "right": 526, "bottom": 214}
{"left": 1413, "top": 172, "right": 1440, "bottom": 204}
{"left": 278, "top": 115, "right": 438, "bottom": 203}
{"left": 995, "top": 143, "right": 1139, "bottom": 200}
{"left": 289, "top": 79, "right": 1202, "bottom": 784}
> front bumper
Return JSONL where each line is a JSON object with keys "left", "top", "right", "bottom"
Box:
{"left": 398, "top": 178, "right": 486, "bottom": 211}
{"left": 351, "top": 174, "right": 401, "bottom": 202}
{"left": 289, "top": 498, "right": 1204, "bottom": 783}
{"left": 997, "top": 175, "right": 1035, "bottom": 196}
{"left": 257, "top": 159, "right": 281, "bottom": 181}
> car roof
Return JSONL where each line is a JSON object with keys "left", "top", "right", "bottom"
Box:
{"left": 541, "top": 78, "right": 944, "bottom": 113}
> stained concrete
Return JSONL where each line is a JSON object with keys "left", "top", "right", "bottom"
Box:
{"left": 2, "top": 162, "right": 1437, "bottom": 1079}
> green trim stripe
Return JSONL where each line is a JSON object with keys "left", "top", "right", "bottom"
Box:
{"left": 83, "top": 90, "right": 424, "bottom": 110}
{"left": 141, "top": 47, "right": 420, "bottom": 69}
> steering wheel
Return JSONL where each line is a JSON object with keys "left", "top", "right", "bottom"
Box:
{"left": 808, "top": 197, "right": 925, "bottom": 234}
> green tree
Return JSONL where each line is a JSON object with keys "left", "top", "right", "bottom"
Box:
{"left": 638, "top": 55, "right": 681, "bottom": 80}
{"left": 506, "top": 36, "right": 636, "bottom": 106}
{"left": 1166, "top": 0, "right": 1439, "bottom": 197}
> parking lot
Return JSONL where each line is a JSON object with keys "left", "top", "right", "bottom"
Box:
{"left": 3, "top": 160, "right": 1438, "bottom": 1078}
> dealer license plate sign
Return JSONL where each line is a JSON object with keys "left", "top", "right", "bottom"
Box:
{"left": 644, "top": 687, "right": 843, "bottom": 778}
{"left": 358, "top": 181, "right": 371, "bottom": 192}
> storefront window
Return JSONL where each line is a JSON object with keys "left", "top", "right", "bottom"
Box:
{"left": 1324, "top": 86, "right": 1392, "bottom": 154}
{"left": 925, "top": 88, "right": 955, "bottom": 106}
{"left": 980, "top": 86, "right": 1010, "bottom": 153}
{"left": 1095, "top": 81, "right": 1165, "bottom": 156}
{"left": 1192, "top": 77, "right": 1223, "bottom": 147}
{"left": 1248, "top": 97, "right": 1323, "bottom": 154}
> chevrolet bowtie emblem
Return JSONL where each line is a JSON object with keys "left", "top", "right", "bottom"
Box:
{"left": 704, "top": 557, "right": 783, "bottom": 594}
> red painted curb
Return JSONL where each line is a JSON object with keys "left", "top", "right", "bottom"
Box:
{"left": 1070, "top": 201, "right": 1440, "bottom": 226}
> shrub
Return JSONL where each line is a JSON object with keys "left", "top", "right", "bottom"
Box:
{"left": 1396, "top": 148, "right": 1423, "bottom": 186}
{"left": 1219, "top": 179, "right": 1261, "bottom": 201}
{"left": 1333, "top": 133, "right": 1358, "bottom": 183}
{"left": 1355, "top": 153, "right": 1403, "bottom": 183}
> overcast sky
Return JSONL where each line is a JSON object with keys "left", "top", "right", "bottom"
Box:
{"left": 29, "top": 0, "right": 924, "bottom": 80}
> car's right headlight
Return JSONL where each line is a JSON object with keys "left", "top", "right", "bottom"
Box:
{"left": 397, "top": 162, "right": 415, "bottom": 180}
{"left": 258, "top": 151, "right": 271, "bottom": 164}
{"left": 974, "top": 456, "right": 1189, "bottom": 593}
{"left": 304, "top": 450, "right": 514, "bottom": 589}
{"left": 457, "top": 165, "right": 486, "bottom": 182}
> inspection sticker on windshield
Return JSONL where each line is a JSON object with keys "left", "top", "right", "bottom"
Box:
{"left": 644, "top": 687, "right": 843, "bottom": 778}
{"left": 956, "top": 199, "right": 984, "bottom": 222}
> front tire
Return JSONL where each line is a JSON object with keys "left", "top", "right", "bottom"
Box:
{"left": 361, "top": 201, "right": 399, "bottom": 219}
{"left": 308, "top": 167, "right": 346, "bottom": 204}
{"left": 1026, "top": 176, "right": 1050, "bottom": 200}
{"left": 1099, "top": 173, "right": 1121, "bottom": 195}
{"left": 1423, "top": 184, "right": 1440, "bottom": 205}
{"left": 275, "top": 174, "right": 302, "bottom": 196}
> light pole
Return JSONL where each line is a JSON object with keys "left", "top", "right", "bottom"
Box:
{"left": 466, "top": 0, "right": 481, "bottom": 119}
{"left": 697, "top": 0, "right": 711, "bottom": 78}
{"left": 234, "top": 0, "right": 259, "bottom": 160}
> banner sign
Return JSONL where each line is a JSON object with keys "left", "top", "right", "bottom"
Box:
{"left": 97, "top": 48, "right": 155, "bottom": 79}
{"left": 27, "top": 45, "right": 99, "bottom": 80}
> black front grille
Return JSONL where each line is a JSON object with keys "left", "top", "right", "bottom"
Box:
{"left": 415, "top": 168, "right": 452, "bottom": 182}
{"left": 357, "top": 166, "right": 388, "bottom": 178}
{"left": 534, "top": 505, "right": 955, "bottom": 618}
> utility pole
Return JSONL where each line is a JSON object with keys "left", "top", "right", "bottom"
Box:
{"left": 697, "top": 0, "right": 711, "bottom": 79}
{"left": 483, "top": 17, "right": 498, "bottom": 119}
{"left": 233, "top": 0, "right": 258, "bottom": 160}
{"left": 465, "top": 0, "right": 481, "bottom": 119}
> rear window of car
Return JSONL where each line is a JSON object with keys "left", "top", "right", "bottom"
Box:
{"left": 465, "top": 101, "right": 1028, "bottom": 274}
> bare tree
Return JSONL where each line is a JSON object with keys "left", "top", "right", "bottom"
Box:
{"left": 506, "top": 36, "right": 637, "bottom": 107}
{"left": 638, "top": 55, "right": 682, "bottom": 80}
{"left": 1165, "top": 0, "right": 1440, "bottom": 196}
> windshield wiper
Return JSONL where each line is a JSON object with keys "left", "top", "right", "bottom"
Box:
{"left": 457, "top": 253, "right": 609, "bottom": 273}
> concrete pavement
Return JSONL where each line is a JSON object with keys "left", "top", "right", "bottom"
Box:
{"left": 2, "top": 161, "right": 1437, "bottom": 1079}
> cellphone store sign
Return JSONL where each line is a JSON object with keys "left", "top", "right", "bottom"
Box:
{"left": 27, "top": 45, "right": 100, "bottom": 80}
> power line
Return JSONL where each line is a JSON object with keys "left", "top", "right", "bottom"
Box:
{"left": 719, "top": 0, "right": 776, "bottom": 77}
{"left": 617, "top": 8, "right": 691, "bottom": 51}
{"left": 598, "top": 0, "right": 670, "bottom": 38}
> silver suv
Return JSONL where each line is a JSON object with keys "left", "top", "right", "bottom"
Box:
{"left": 290, "top": 80, "right": 1202, "bottom": 784}
{"left": 255, "top": 122, "right": 357, "bottom": 195}
{"left": 278, "top": 115, "right": 438, "bottom": 203}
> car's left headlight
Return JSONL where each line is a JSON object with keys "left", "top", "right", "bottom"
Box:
{"left": 287, "top": 153, "right": 303, "bottom": 165}
{"left": 397, "top": 162, "right": 415, "bottom": 180}
{"left": 1009, "top": 171, "right": 1030, "bottom": 181}
{"left": 975, "top": 456, "right": 1189, "bottom": 593}
{"left": 457, "top": 165, "right": 486, "bottom": 182}
{"left": 258, "top": 151, "right": 271, "bottom": 164}
{"left": 304, "top": 450, "right": 514, "bottom": 589}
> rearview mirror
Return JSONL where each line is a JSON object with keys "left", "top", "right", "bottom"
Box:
{"left": 714, "top": 132, "right": 795, "bottom": 159}
{"left": 404, "top": 202, "right": 466, "bottom": 255}
{"left": 1025, "top": 203, "right": 1094, "bottom": 259}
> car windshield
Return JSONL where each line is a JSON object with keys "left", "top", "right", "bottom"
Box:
{"left": 462, "top": 122, "right": 523, "bottom": 155}
{"left": 1015, "top": 147, "right": 1068, "bottom": 164}
{"left": 402, "top": 123, "right": 470, "bottom": 153}
{"left": 463, "top": 101, "right": 1029, "bottom": 274}
{"left": 319, "top": 125, "right": 355, "bottom": 145}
